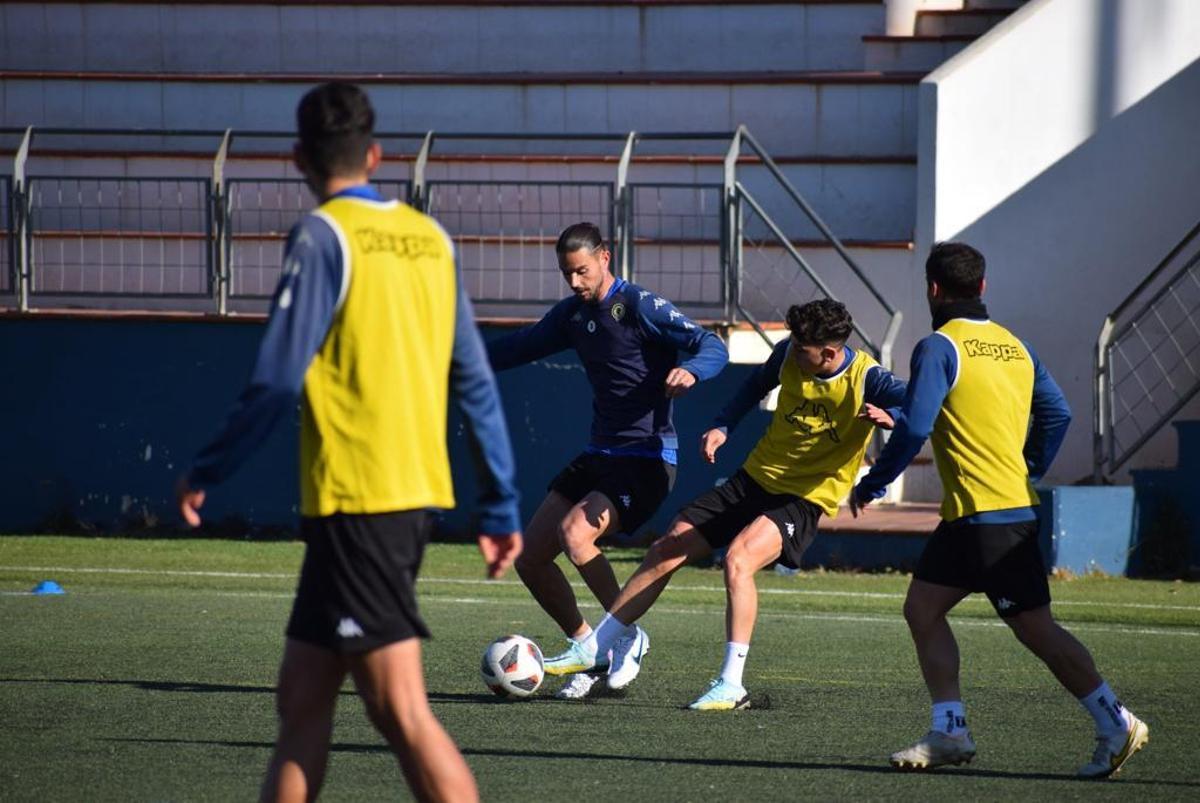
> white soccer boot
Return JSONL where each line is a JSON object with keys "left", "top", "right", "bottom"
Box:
{"left": 687, "top": 678, "right": 750, "bottom": 711}
{"left": 554, "top": 672, "right": 602, "bottom": 700}
{"left": 543, "top": 639, "right": 602, "bottom": 677}
{"left": 606, "top": 625, "right": 650, "bottom": 690}
{"left": 890, "top": 730, "right": 976, "bottom": 770}
{"left": 1078, "top": 714, "right": 1149, "bottom": 779}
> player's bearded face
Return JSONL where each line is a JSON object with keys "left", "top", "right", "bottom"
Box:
{"left": 559, "top": 247, "right": 612, "bottom": 303}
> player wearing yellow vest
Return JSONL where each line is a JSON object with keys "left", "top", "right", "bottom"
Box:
{"left": 176, "top": 83, "right": 521, "bottom": 802}
{"left": 853, "top": 242, "right": 1147, "bottom": 779}
{"left": 556, "top": 299, "right": 907, "bottom": 706}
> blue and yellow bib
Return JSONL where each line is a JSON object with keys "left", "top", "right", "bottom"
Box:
{"left": 931, "top": 319, "right": 1040, "bottom": 520}
{"left": 299, "top": 196, "right": 458, "bottom": 517}
{"left": 744, "top": 347, "right": 878, "bottom": 516}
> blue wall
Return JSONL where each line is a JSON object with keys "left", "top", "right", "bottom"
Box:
{"left": 0, "top": 315, "right": 766, "bottom": 538}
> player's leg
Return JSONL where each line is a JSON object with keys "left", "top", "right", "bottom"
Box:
{"left": 890, "top": 520, "right": 977, "bottom": 769}
{"left": 259, "top": 640, "right": 346, "bottom": 803}
{"left": 348, "top": 639, "right": 478, "bottom": 802}
{"left": 989, "top": 524, "right": 1147, "bottom": 778}
{"left": 598, "top": 517, "right": 713, "bottom": 690}
{"left": 607, "top": 515, "right": 713, "bottom": 629}
{"left": 514, "top": 491, "right": 585, "bottom": 638}
{"left": 688, "top": 515, "right": 783, "bottom": 711}
{"left": 903, "top": 579, "right": 972, "bottom": 703}
{"left": 559, "top": 490, "right": 622, "bottom": 610}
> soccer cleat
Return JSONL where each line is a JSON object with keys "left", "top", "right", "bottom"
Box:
{"left": 1078, "top": 714, "right": 1149, "bottom": 779}
{"left": 543, "top": 639, "right": 602, "bottom": 677}
{"left": 606, "top": 625, "right": 650, "bottom": 690}
{"left": 890, "top": 730, "right": 976, "bottom": 770}
{"left": 687, "top": 678, "right": 750, "bottom": 711}
{"left": 555, "top": 672, "right": 601, "bottom": 700}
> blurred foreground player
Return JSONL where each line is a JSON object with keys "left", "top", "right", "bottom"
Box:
{"left": 853, "top": 242, "right": 1147, "bottom": 778}
{"left": 176, "top": 82, "right": 522, "bottom": 802}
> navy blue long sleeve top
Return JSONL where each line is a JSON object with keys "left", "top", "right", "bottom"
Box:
{"left": 487, "top": 278, "right": 729, "bottom": 463}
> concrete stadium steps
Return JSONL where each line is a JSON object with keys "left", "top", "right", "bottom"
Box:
{"left": 915, "top": 6, "right": 1015, "bottom": 36}
{"left": 0, "top": 72, "right": 922, "bottom": 158}
{"left": 0, "top": 1, "right": 886, "bottom": 74}
{"left": 863, "top": 1, "right": 1026, "bottom": 72}
{"left": 863, "top": 34, "right": 971, "bottom": 72}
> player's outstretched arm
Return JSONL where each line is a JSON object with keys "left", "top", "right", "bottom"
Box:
{"left": 635, "top": 292, "right": 728, "bottom": 396}
{"left": 484, "top": 299, "right": 572, "bottom": 373}
{"left": 851, "top": 337, "right": 951, "bottom": 516}
{"left": 450, "top": 283, "right": 523, "bottom": 575}
{"left": 178, "top": 217, "right": 340, "bottom": 526}
{"left": 711, "top": 338, "right": 789, "bottom": 435}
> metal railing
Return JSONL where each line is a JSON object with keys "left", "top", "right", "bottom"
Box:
{"left": 1094, "top": 219, "right": 1200, "bottom": 480}
{"left": 3, "top": 126, "right": 904, "bottom": 367}
{"left": 1, "top": 176, "right": 11, "bottom": 298}
{"left": 724, "top": 126, "right": 903, "bottom": 369}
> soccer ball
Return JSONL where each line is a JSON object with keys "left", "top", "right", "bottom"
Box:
{"left": 480, "top": 635, "right": 544, "bottom": 698}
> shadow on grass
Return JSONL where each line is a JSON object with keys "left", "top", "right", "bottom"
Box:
{"left": 103, "top": 738, "right": 1195, "bottom": 787}
{"left": 0, "top": 677, "right": 521, "bottom": 704}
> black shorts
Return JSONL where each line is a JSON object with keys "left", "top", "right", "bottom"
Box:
{"left": 680, "top": 469, "right": 821, "bottom": 569}
{"left": 286, "top": 510, "right": 432, "bottom": 654}
{"left": 915, "top": 518, "right": 1050, "bottom": 618}
{"left": 548, "top": 452, "right": 676, "bottom": 535}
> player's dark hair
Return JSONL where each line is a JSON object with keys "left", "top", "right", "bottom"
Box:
{"left": 786, "top": 298, "right": 853, "bottom": 346}
{"left": 296, "top": 82, "right": 376, "bottom": 180}
{"left": 925, "top": 241, "right": 985, "bottom": 300}
{"left": 556, "top": 222, "right": 607, "bottom": 255}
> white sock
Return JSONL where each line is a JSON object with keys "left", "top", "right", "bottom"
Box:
{"left": 592, "top": 613, "right": 632, "bottom": 656}
{"left": 931, "top": 701, "right": 968, "bottom": 737}
{"left": 1080, "top": 681, "right": 1130, "bottom": 737}
{"left": 572, "top": 623, "right": 594, "bottom": 651}
{"left": 719, "top": 642, "right": 750, "bottom": 688}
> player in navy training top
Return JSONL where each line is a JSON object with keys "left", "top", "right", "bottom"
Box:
{"left": 487, "top": 222, "right": 728, "bottom": 698}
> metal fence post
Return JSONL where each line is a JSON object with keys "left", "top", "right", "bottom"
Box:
{"left": 722, "top": 128, "right": 743, "bottom": 325}
{"left": 411, "top": 131, "right": 435, "bottom": 213}
{"left": 614, "top": 132, "right": 636, "bottom": 281}
{"left": 211, "top": 129, "right": 232, "bottom": 315}
{"left": 13, "top": 126, "right": 33, "bottom": 312}
{"left": 1093, "top": 316, "right": 1114, "bottom": 482}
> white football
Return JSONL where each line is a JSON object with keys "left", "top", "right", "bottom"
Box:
{"left": 480, "top": 635, "right": 544, "bottom": 698}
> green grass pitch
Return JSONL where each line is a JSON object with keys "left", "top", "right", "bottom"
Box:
{"left": 2, "top": 535, "right": 1199, "bottom": 801}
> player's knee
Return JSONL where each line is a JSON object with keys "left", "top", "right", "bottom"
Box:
{"left": 361, "top": 691, "right": 429, "bottom": 744}
{"left": 558, "top": 519, "right": 598, "bottom": 564}
{"left": 902, "top": 595, "right": 936, "bottom": 631}
{"left": 646, "top": 533, "right": 690, "bottom": 569}
{"left": 723, "top": 547, "right": 754, "bottom": 584}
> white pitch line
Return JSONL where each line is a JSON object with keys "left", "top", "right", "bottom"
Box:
{"left": 5, "top": 564, "right": 1200, "bottom": 613}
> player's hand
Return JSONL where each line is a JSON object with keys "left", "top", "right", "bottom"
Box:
{"left": 848, "top": 487, "right": 871, "bottom": 519}
{"left": 700, "top": 428, "right": 727, "bottom": 464}
{"left": 858, "top": 403, "right": 895, "bottom": 430}
{"left": 478, "top": 532, "right": 523, "bottom": 579}
{"left": 664, "top": 367, "right": 697, "bottom": 398}
{"left": 175, "top": 475, "right": 206, "bottom": 528}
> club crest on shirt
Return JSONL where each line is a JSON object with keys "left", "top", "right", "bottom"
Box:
{"left": 587, "top": 320, "right": 597, "bottom": 333}
{"left": 611, "top": 302, "right": 626, "bottom": 322}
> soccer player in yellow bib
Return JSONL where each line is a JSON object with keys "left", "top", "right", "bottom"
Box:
{"left": 557, "top": 299, "right": 907, "bottom": 707}
{"left": 852, "top": 242, "right": 1148, "bottom": 778}
{"left": 176, "top": 83, "right": 522, "bottom": 802}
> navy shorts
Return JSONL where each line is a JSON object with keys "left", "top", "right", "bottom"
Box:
{"left": 549, "top": 452, "right": 676, "bottom": 535}
{"left": 914, "top": 518, "right": 1050, "bottom": 617}
{"left": 679, "top": 469, "right": 821, "bottom": 569}
{"left": 286, "top": 510, "right": 432, "bottom": 654}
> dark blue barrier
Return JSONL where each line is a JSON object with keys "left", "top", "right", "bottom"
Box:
{"left": 0, "top": 315, "right": 766, "bottom": 538}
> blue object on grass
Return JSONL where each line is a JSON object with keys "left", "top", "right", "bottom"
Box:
{"left": 32, "top": 580, "right": 65, "bottom": 595}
